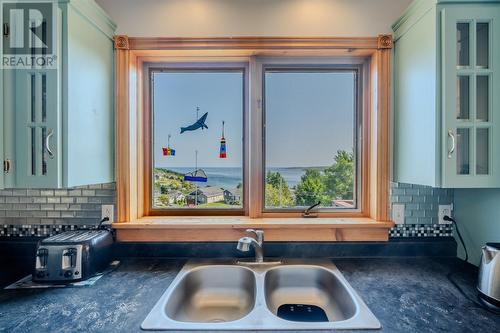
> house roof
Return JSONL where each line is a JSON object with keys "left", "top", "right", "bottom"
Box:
{"left": 225, "top": 188, "right": 243, "bottom": 197}
{"left": 332, "top": 200, "right": 354, "bottom": 208}
{"left": 191, "top": 186, "right": 224, "bottom": 197}
{"left": 166, "top": 190, "right": 184, "bottom": 197}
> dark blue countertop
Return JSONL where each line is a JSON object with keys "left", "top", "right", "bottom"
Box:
{"left": 0, "top": 257, "right": 498, "bottom": 333}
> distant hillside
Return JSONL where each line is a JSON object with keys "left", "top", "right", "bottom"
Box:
{"left": 155, "top": 167, "right": 184, "bottom": 177}
{"left": 154, "top": 168, "right": 195, "bottom": 194}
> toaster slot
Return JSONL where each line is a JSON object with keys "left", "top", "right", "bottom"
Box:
{"left": 36, "top": 248, "right": 48, "bottom": 269}
{"left": 62, "top": 248, "right": 78, "bottom": 269}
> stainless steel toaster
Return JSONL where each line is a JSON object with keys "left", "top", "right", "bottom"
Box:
{"left": 33, "top": 230, "right": 113, "bottom": 283}
{"left": 478, "top": 243, "right": 500, "bottom": 311}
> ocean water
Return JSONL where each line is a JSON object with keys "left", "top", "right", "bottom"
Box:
{"left": 166, "top": 167, "right": 322, "bottom": 189}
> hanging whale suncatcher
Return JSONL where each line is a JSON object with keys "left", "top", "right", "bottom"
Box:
{"left": 219, "top": 121, "right": 227, "bottom": 158}
{"left": 162, "top": 134, "right": 175, "bottom": 156}
{"left": 180, "top": 107, "right": 208, "bottom": 134}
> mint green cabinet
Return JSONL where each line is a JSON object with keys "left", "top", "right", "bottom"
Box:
{"left": 15, "top": 69, "right": 61, "bottom": 187}
{"left": 0, "top": 69, "right": 4, "bottom": 189}
{"left": 1, "top": 0, "right": 116, "bottom": 188}
{"left": 393, "top": 0, "right": 500, "bottom": 188}
{"left": 442, "top": 6, "right": 500, "bottom": 187}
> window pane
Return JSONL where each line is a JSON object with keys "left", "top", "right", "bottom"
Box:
{"left": 41, "top": 127, "right": 47, "bottom": 175}
{"left": 457, "top": 23, "right": 470, "bottom": 67}
{"left": 31, "top": 127, "right": 36, "bottom": 175}
{"left": 264, "top": 70, "right": 357, "bottom": 210}
{"left": 456, "top": 128, "right": 470, "bottom": 175}
{"left": 41, "top": 74, "right": 47, "bottom": 122}
{"left": 457, "top": 76, "right": 470, "bottom": 120}
{"left": 476, "top": 75, "right": 489, "bottom": 121}
{"left": 152, "top": 71, "right": 244, "bottom": 209}
{"left": 476, "top": 128, "right": 489, "bottom": 175}
{"left": 476, "top": 22, "right": 489, "bottom": 68}
{"left": 31, "top": 74, "right": 36, "bottom": 122}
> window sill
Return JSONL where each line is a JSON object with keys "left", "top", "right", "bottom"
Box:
{"left": 112, "top": 217, "right": 394, "bottom": 242}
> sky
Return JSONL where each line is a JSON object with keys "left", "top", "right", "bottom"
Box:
{"left": 265, "top": 71, "right": 355, "bottom": 168}
{"left": 153, "top": 70, "right": 355, "bottom": 169}
{"left": 153, "top": 71, "right": 244, "bottom": 168}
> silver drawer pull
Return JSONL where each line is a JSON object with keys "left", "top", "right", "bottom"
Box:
{"left": 46, "top": 129, "right": 54, "bottom": 159}
{"left": 448, "top": 129, "right": 455, "bottom": 159}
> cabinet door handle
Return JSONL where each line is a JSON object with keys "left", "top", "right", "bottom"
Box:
{"left": 45, "top": 129, "right": 55, "bottom": 159}
{"left": 448, "top": 129, "right": 455, "bottom": 159}
{"left": 3, "top": 159, "right": 11, "bottom": 173}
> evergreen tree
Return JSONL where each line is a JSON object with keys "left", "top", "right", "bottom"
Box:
{"left": 295, "top": 169, "right": 329, "bottom": 206}
{"left": 265, "top": 171, "right": 294, "bottom": 207}
{"left": 323, "top": 150, "right": 354, "bottom": 200}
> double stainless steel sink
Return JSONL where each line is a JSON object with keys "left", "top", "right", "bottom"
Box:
{"left": 141, "top": 259, "right": 381, "bottom": 330}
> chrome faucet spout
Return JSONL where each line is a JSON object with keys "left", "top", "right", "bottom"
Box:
{"left": 237, "top": 229, "right": 264, "bottom": 263}
{"left": 237, "top": 237, "right": 256, "bottom": 252}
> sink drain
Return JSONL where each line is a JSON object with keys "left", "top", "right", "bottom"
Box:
{"left": 277, "top": 304, "right": 328, "bottom": 322}
{"left": 209, "top": 318, "right": 226, "bottom": 323}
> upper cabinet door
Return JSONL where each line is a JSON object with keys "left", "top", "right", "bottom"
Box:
{"left": 442, "top": 5, "right": 500, "bottom": 188}
{"left": 15, "top": 69, "right": 61, "bottom": 188}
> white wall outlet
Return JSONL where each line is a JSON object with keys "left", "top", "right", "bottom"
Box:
{"left": 392, "top": 204, "right": 405, "bottom": 225}
{"left": 438, "top": 204, "right": 453, "bottom": 224}
{"left": 101, "top": 204, "right": 114, "bottom": 223}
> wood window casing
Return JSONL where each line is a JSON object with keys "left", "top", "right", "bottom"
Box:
{"left": 112, "top": 36, "right": 394, "bottom": 242}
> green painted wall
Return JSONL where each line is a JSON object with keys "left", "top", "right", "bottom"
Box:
{"left": 454, "top": 189, "right": 500, "bottom": 266}
{"left": 393, "top": 5, "right": 438, "bottom": 187}
{"left": 65, "top": 3, "right": 115, "bottom": 187}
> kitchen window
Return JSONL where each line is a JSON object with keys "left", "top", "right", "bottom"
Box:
{"left": 145, "top": 61, "right": 363, "bottom": 216}
{"left": 113, "top": 36, "right": 392, "bottom": 240}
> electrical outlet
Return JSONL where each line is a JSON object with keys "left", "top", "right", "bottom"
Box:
{"left": 101, "top": 204, "right": 114, "bottom": 223}
{"left": 438, "top": 204, "right": 452, "bottom": 224}
{"left": 392, "top": 204, "right": 405, "bottom": 225}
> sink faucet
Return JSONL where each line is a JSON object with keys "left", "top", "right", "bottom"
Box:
{"left": 237, "top": 229, "right": 264, "bottom": 263}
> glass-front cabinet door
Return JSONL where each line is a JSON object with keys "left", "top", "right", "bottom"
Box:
{"left": 14, "top": 69, "right": 61, "bottom": 188}
{"left": 442, "top": 6, "right": 500, "bottom": 187}
{"left": 7, "top": 8, "right": 62, "bottom": 188}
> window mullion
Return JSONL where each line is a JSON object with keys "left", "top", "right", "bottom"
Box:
{"left": 248, "top": 57, "right": 264, "bottom": 218}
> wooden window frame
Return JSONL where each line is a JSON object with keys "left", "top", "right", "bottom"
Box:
{"left": 112, "top": 36, "right": 394, "bottom": 242}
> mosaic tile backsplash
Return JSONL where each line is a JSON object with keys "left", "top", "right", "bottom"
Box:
{"left": 0, "top": 182, "right": 454, "bottom": 238}
{"left": 389, "top": 224, "right": 453, "bottom": 238}
{"left": 388, "top": 182, "right": 455, "bottom": 238}
{"left": 1, "top": 224, "right": 99, "bottom": 237}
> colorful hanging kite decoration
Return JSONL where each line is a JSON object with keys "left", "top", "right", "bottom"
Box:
{"left": 219, "top": 121, "right": 227, "bottom": 158}
{"left": 162, "top": 134, "right": 176, "bottom": 156}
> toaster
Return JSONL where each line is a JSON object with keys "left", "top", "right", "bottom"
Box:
{"left": 33, "top": 230, "right": 113, "bottom": 283}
